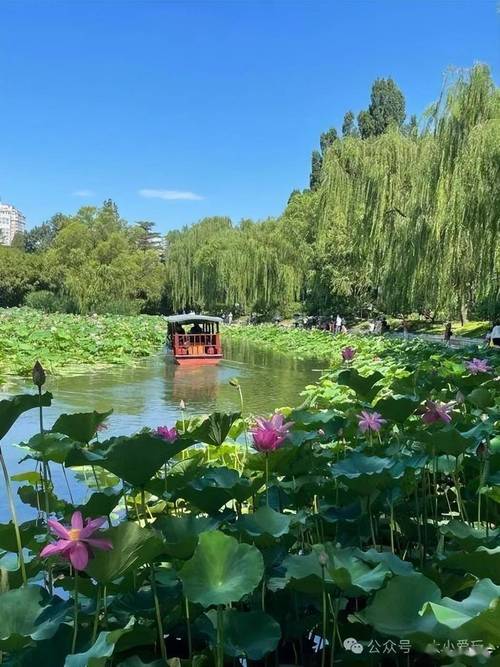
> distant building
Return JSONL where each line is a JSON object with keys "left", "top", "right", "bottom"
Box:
{"left": 0, "top": 203, "right": 26, "bottom": 245}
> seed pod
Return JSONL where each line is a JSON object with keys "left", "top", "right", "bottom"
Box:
{"left": 229, "top": 378, "right": 240, "bottom": 388}
{"left": 32, "top": 361, "right": 46, "bottom": 388}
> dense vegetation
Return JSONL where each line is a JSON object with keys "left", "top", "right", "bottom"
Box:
{"left": 0, "top": 339, "right": 498, "bottom": 665}
{"left": 2, "top": 64, "right": 498, "bottom": 321}
{"left": 0, "top": 309, "right": 165, "bottom": 377}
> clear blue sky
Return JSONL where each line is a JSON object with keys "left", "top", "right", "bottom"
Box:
{"left": 1, "top": 0, "right": 497, "bottom": 233}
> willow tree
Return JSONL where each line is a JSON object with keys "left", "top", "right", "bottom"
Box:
{"left": 311, "top": 64, "right": 499, "bottom": 319}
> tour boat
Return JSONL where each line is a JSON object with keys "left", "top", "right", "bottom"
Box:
{"left": 165, "top": 314, "right": 223, "bottom": 365}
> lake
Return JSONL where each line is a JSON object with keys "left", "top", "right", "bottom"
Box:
{"left": 0, "top": 338, "right": 326, "bottom": 519}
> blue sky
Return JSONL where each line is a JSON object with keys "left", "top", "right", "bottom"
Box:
{"left": 1, "top": 0, "right": 498, "bottom": 233}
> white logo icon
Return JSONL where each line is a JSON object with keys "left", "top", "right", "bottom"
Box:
{"left": 343, "top": 637, "right": 364, "bottom": 654}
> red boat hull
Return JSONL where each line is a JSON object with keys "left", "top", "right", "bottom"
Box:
{"left": 174, "top": 355, "right": 223, "bottom": 366}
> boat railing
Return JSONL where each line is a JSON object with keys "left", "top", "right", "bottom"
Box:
{"left": 172, "top": 333, "right": 222, "bottom": 356}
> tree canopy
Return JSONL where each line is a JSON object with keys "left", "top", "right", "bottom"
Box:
{"left": 1, "top": 65, "right": 498, "bottom": 320}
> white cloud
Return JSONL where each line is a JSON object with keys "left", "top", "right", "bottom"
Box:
{"left": 72, "top": 189, "right": 95, "bottom": 197}
{"left": 139, "top": 189, "right": 204, "bottom": 201}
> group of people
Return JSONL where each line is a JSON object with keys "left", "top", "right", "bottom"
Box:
{"left": 368, "top": 317, "right": 390, "bottom": 335}
{"left": 328, "top": 314, "right": 348, "bottom": 334}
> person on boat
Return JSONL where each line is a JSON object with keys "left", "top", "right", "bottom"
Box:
{"left": 190, "top": 322, "right": 203, "bottom": 334}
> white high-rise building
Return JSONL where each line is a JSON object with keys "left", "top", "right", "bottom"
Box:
{"left": 0, "top": 203, "right": 26, "bottom": 245}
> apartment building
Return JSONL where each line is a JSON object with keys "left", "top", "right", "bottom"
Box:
{"left": 0, "top": 203, "right": 26, "bottom": 245}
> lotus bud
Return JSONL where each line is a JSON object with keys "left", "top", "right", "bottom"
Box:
{"left": 32, "top": 361, "right": 46, "bottom": 388}
{"left": 455, "top": 390, "right": 465, "bottom": 404}
{"left": 179, "top": 399, "right": 186, "bottom": 410}
{"left": 229, "top": 377, "right": 240, "bottom": 388}
{"left": 318, "top": 429, "right": 325, "bottom": 437}
{"left": 318, "top": 551, "right": 329, "bottom": 567}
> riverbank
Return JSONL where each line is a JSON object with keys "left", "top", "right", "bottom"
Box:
{"left": 0, "top": 308, "right": 166, "bottom": 378}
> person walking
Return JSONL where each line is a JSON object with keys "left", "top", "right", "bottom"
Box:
{"left": 444, "top": 322, "right": 453, "bottom": 346}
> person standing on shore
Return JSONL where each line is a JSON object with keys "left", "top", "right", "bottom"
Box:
{"left": 444, "top": 322, "right": 453, "bottom": 346}
{"left": 335, "top": 314, "right": 342, "bottom": 333}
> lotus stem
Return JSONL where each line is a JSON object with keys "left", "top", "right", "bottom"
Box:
{"left": 265, "top": 454, "right": 270, "bottom": 507}
{"left": 184, "top": 595, "right": 192, "bottom": 659}
{"left": 216, "top": 605, "right": 224, "bottom": 667}
{"left": 91, "top": 585, "right": 101, "bottom": 644}
{"left": 321, "top": 565, "right": 327, "bottom": 667}
{"left": 151, "top": 564, "right": 168, "bottom": 662}
{"left": 0, "top": 447, "right": 27, "bottom": 585}
{"left": 389, "top": 500, "right": 395, "bottom": 554}
{"left": 61, "top": 464, "right": 74, "bottom": 504}
{"left": 71, "top": 571, "right": 79, "bottom": 653}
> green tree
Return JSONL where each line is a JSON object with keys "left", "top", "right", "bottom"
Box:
{"left": 309, "top": 150, "right": 323, "bottom": 190}
{"left": 342, "top": 111, "right": 356, "bottom": 137}
{"left": 358, "top": 77, "right": 406, "bottom": 138}
{"left": 320, "top": 127, "right": 338, "bottom": 154}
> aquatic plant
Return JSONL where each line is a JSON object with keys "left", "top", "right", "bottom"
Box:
{"left": 0, "top": 341, "right": 498, "bottom": 665}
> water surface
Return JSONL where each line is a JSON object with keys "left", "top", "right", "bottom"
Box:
{"left": 0, "top": 339, "right": 326, "bottom": 519}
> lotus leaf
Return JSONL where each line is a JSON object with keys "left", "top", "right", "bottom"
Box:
{"left": 0, "top": 393, "right": 52, "bottom": 441}
{"left": 204, "top": 609, "right": 281, "bottom": 659}
{"left": 86, "top": 521, "right": 165, "bottom": 584}
{"left": 179, "top": 531, "right": 264, "bottom": 606}
{"left": 52, "top": 409, "right": 113, "bottom": 444}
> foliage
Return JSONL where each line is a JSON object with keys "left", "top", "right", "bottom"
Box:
{"left": 0, "top": 335, "right": 498, "bottom": 665}
{"left": 0, "top": 308, "right": 165, "bottom": 376}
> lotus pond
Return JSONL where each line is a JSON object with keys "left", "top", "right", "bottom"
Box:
{"left": 0, "top": 335, "right": 498, "bottom": 666}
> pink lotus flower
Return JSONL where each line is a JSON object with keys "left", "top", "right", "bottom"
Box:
{"left": 155, "top": 426, "right": 178, "bottom": 442}
{"left": 422, "top": 400, "right": 453, "bottom": 425}
{"left": 40, "top": 511, "right": 112, "bottom": 571}
{"left": 466, "top": 358, "right": 491, "bottom": 375}
{"left": 357, "top": 410, "right": 386, "bottom": 433}
{"left": 251, "top": 413, "right": 293, "bottom": 453}
{"left": 341, "top": 346, "right": 356, "bottom": 362}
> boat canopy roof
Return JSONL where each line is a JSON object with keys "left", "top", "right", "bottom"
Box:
{"left": 165, "top": 313, "right": 223, "bottom": 325}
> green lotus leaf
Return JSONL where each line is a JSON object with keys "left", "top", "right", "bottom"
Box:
{"left": 180, "top": 467, "right": 258, "bottom": 513}
{"left": 204, "top": 609, "right": 281, "bottom": 660}
{"left": 154, "top": 514, "right": 220, "bottom": 559}
{"left": 236, "top": 506, "right": 291, "bottom": 539}
{"left": 76, "top": 488, "right": 123, "bottom": 519}
{"left": 321, "top": 545, "right": 391, "bottom": 595}
{"left": 86, "top": 521, "right": 165, "bottom": 584}
{"left": 421, "top": 427, "right": 476, "bottom": 456}
{"left": 179, "top": 531, "right": 264, "bottom": 606}
{"left": 10, "top": 623, "right": 73, "bottom": 667}
{"left": 22, "top": 432, "right": 78, "bottom": 464}
{"left": 440, "top": 520, "right": 500, "bottom": 550}
{"left": 0, "top": 520, "right": 42, "bottom": 552}
{"left": 320, "top": 501, "right": 363, "bottom": 523}
{"left": 331, "top": 453, "right": 395, "bottom": 494}
{"left": 68, "top": 433, "right": 190, "bottom": 487}
{"left": 0, "top": 392, "right": 52, "bottom": 441}
{"left": 357, "top": 573, "right": 441, "bottom": 637}
{"left": 442, "top": 547, "right": 500, "bottom": 583}
{"left": 52, "top": 409, "right": 113, "bottom": 444}
{"left": 421, "top": 578, "right": 500, "bottom": 644}
{"left": 191, "top": 412, "right": 241, "bottom": 446}
{"left": 337, "top": 368, "right": 383, "bottom": 399}
{"left": 467, "top": 387, "right": 494, "bottom": 409}
{"left": 283, "top": 546, "right": 390, "bottom": 596}
{"left": 18, "top": 484, "right": 70, "bottom": 514}
{"left": 118, "top": 659, "right": 165, "bottom": 667}
{"left": 65, "top": 619, "right": 135, "bottom": 667}
{"left": 0, "top": 585, "right": 65, "bottom": 651}
{"left": 355, "top": 548, "right": 414, "bottom": 576}
{"left": 374, "top": 395, "right": 420, "bottom": 422}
